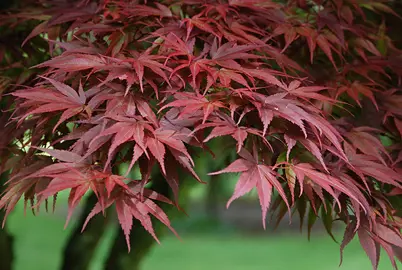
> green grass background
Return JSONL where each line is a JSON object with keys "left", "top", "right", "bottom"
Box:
{"left": 6, "top": 195, "right": 400, "bottom": 270}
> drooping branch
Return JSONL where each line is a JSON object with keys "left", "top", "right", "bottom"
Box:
{"left": 104, "top": 167, "right": 197, "bottom": 270}
{"left": 104, "top": 139, "right": 233, "bottom": 270}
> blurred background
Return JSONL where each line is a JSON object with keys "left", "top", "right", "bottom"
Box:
{"left": 6, "top": 171, "right": 401, "bottom": 270}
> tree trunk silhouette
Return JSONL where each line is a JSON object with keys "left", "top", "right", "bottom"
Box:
{"left": 0, "top": 172, "right": 14, "bottom": 270}
{"left": 105, "top": 218, "right": 158, "bottom": 270}
{"left": 0, "top": 92, "right": 15, "bottom": 270}
{"left": 205, "top": 149, "right": 233, "bottom": 221}
{"left": 206, "top": 175, "right": 220, "bottom": 221}
{"left": 60, "top": 192, "right": 111, "bottom": 270}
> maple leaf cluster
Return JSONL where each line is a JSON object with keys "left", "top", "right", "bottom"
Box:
{"left": 1, "top": 0, "right": 402, "bottom": 268}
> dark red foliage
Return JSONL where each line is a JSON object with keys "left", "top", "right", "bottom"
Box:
{"left": 1, "top": 0, "right": 402, "bottom": 268}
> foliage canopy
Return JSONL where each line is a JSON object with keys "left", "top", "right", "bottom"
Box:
{"left": 1, "top": 0, "right": 402, "bottom": 269}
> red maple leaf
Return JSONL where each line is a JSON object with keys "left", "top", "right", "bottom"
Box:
{"left": 159, "top": 92, "right": 226, "bottom": 124}
{"left": 12, "top": 77, "right": 90, "bottom": 132}
{"left": 209, "top": 147, "right": 290, "bottom": 228}
{"left": 82, "top": 181, "right": 177, "bottom": 251}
